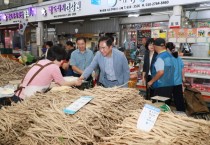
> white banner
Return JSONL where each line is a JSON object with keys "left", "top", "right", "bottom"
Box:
{"left": 0, "top": 0, "right": 210, "bottom": 25}
{"left": 35, "top": 0, "right": 210, "bottom": 21}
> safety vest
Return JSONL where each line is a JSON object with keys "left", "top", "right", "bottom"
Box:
{"left": 152, "top": 51, "right": 174, "bottom": 88}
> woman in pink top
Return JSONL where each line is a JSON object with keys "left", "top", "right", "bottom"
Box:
{"left": 12, "top": 45, "right": 82, "bottom": 102}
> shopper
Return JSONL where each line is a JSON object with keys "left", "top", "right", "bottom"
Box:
{"left": 41, "top": 44, "right": 47, "bottom": 54}
{"left": 148, "top": 38, "right": 174, "bottom": 99}
{"left": 70, "top": 37, "right": 94, "bottom": 80}
{"left": 44, "top": 41, "right": 53, "bottom": 59}
{"left": 142, "top": 38, "right": 158, "bottom": 100}
{"left": 62, "top": 41, "right": 76, "bottom": 76}
{"left": 12, "top": 45, "right": 82, "bottom": 102}
{"left": 136, "top": 37, "right": 147, "bottom": 57}
{"left": 79, "top": 36, "right": 130, "bottom": 88}
{"left": 166, "top": 42, "right": 186, "bottom": 111}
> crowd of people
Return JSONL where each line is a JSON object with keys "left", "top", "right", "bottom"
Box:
{"left": 11, "top": 36, "right": 185, "bottom": 112}
{"left": 142, "top": 38, "right": 185, "bottom": 111}
{"left": 12, "top": 36, "right": 130, "bottom": 102}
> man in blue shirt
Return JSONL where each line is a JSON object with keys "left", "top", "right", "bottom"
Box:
{"left": 79, "top": 36, "right": 130, "bottom": 88}
{"left": 148, "top": 38, "right": 174, "bottom": 99}
{"left": 70, "top": 37, "right": 94, "bottom": 76}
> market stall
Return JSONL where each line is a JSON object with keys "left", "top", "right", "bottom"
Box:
{"left": 0, "top": 55, "right": 28, "bottom": 87}
{"left": 0, "top": 86, "right": 209, "bottom": 144}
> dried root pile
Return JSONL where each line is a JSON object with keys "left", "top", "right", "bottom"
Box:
{"left": 1, "top": 85, "right": 209, "bottom": 145}
{"left": 0, "top": 56, "right": 29, "bottom": 86}
{"left": 0, "top": 87, "right": 144, "bottom": 145}
{"left": 100, "top": 109, "right": 210, "bottom": 145}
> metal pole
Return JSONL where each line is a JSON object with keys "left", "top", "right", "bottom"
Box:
{"left": 20, "top": 34, "right": 24, "bottom": 50}
{"left": 37, "top": 22, "right": 44, "bottom": 57}
{"left": 37, "top": 0, "right": 44, "bottom": 57}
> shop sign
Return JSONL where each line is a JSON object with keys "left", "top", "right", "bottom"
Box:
{"left": 169, "top": 15, "right": 181, "bottom": 28}
{"left": 95, "top": 0, "right": 210, "bottom": 14}
{"left": 0, "top": 7, "right": 36, "bottom": 22}
{"left": 37, "top": 0, "right": 81, "bottom": 21}
{"left": 1, "top": 0, "right": 210, "bottom": 25}
{"left": 197, "top": 22, "right": 210, "bottom": 28}
{"left": 133, "top": 23, "right": 152, "bottom": 30}
{"left": 91, "top": 0, "right": 101, "bottom": 5}
{"left": 47, "top": 1, "right": 81, "bottom": 15}
{"left": 36, "top": 0, "right": 210, "bottom": 22}
{"left": 151, "top": 29, "right": 167, "bottom": 39}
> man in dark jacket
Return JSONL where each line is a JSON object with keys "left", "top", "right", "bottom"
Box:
{"left": 62, "top": 41, "right": 75, "bottom": 76}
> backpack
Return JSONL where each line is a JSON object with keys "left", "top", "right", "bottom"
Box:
{"left": 183, "top": 86, "right": 209, "bottom": 115}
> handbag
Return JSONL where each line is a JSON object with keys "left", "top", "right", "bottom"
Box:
{"left": 183, "top": 86, "right": 209, "bottom": 115}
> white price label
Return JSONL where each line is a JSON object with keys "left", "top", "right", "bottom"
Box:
{"left": 137, "top": 104, "right": 160, "bottom": 132}
{"left": 63, "top": 96, "right": 93, "bottom": 114}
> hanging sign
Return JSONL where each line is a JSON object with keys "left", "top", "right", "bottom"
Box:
{"left": 197, "top": 28, "right": 209, "bottom": 43}
{"left": 0, "top": 7, "right": 36, "bottom": 25}
{"left": 169, "top": 15, "right": 181, "bottom": 29}
{"left": 152, "top": 30, "right": 160, "bottom": 38}
{"left": 168, "top": 29, "right": 178, "bottom": 42}
{"left": 187, "top": 28, "right": 197, "bottom": 43}
{"left": 177, "top": 29, "right": 187, "bottom": 43}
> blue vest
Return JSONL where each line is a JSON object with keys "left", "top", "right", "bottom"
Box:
{"left": 152, "top": 51, "right": 174, "bottom": 88}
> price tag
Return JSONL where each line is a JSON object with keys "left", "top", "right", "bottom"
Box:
{"left": 63, "top": 96, "right": 93, "bottom": 115}
{"left": 137, "top": 104, "right": 160, "bottom": 132}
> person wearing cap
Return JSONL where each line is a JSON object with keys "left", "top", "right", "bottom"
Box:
{"left": 166, "top": 42, "right": 185, "bottom": 111}
{"left": 147, "top": 38, "right": 174, "bottom": 99}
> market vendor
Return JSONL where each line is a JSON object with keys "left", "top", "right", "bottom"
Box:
{"left": 12, "top": 45, "right": 82, "bottom": 102}
{"left": 79, "top": 36, "right": 130, "bottom": 88}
